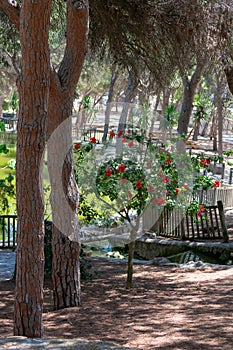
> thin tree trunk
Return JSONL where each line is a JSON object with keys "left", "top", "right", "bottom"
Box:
{"left": 149, "top": 90, "right": 161, "bottom": 136}
{"left": 14, "top": 0, "right": 51, "bottom": 337}
{"left": 126, "top": 239, "right": 136, "bottom": 289}
{"left": 102, "top": 70, "right": 118, "bottom": 142}
{"left": 126, "top": 220, "right": 139, "bottom": 289}
{"left": 216, "top": 74, "right": 224, "bottom": 155}
{"left": 116, "top": 70, "right": 137, "bottom": 154}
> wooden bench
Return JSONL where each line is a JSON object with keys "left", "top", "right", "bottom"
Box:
{"left": 143, "top": 200, "right": 229, "bottom": 242}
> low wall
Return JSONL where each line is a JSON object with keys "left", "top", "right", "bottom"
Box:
{"left": 135, "top": 237, "right": 233, "bottom": 261}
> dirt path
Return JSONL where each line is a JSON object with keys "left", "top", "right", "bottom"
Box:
{"left": 1, "top": 258, "right": 233, "bottom": 350}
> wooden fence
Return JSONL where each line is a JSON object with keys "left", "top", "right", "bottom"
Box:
{"left": 0, "top": 199, "right": 230, "bottom": 249}
{"left": 196, "top": 187, "right": 233, "bottom": 208}
{"left": 143, "top": 200, "right": 229, "bottom": 242}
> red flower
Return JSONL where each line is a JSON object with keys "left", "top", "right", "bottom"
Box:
{"left": 74, "top": 143, "right": 81, "bottom": 150}
{"left": 120, "top": 178, "right": 127, "bottom": 183}
{"left": 159, "top": 197, "right": 165, "bottom": 205}
{"left": 197, "top": 210, "right": 201, "bottom": 217}
{"left": 105, "top": 168, "right": 112, "bottom": 176}
{"left": 128, "top": 141, "right": 134, "bottom": 148}
{"left": 122, "top": 136, "right": 127, "bottom": 143}
{"left": 147, "top": 185, "right": 155, "bottom": 193}
{"left": 200, "top": 158, "right": 206, "bottom": 166}
{"left": 135, "top": 180, "right": 143, "bottom": 189}
{"left": 90, "top": 137, "right": 97, "bottom": 144}
{"left": 175, "top": 187, "right": 180, "bottom": 195}
{"left": 118, "top": 130, "right": 124, "bottom": 137}
{"left": 164, "top": 176, "right": 169, "bottom": 183}
{"left": 118, "top": 164, "right": 126, "bottom": 173}
{"left": 154, "top": 197, "right": 159, "bottom": 205}
{"left": 109, "top": 131, "right": 115, "bottom": 138}
{"left": 200, "top": 158, "right": 210, "bottom": 166}
{"left": 147, "top": 161, "right": 152, "bottom": 168}
{"left": 214, "top": 180, "right": 220, "bottom": 188}
{"left": 165, "top": 157, "right": 171, "bottom": 164}
{"left": 199, "top": 204, "right": 205, "bottom": 212}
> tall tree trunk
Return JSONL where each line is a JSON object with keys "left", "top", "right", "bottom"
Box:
{"left": 47, "top": 97, "right": 81, "bottom": 309}
{"left": 14, "top": 0, "right": 51, "bottom": 337}
{"left": 116, "top": 69, "right": 137, "bottom": 154}
{"left": 47, "top": 1, "right": 89, "bottom": 310}
{"left": 102, "top": 70, "right": 118, "bottom": 142}
{"left": 178, "top": 61, "right": 206, "bottom": 137}
{"left": 215, "top": 73, "right": 225, "bottom": 155}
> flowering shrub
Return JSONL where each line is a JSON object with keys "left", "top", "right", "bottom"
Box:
{"left": 74, "top": 128, "right": 194, "bottom": 223}
{"left": 96, "top": 157, "right": 148, "bottom": 215}
{"left": 74, "top": 128, "right": 226, "bottom": 224}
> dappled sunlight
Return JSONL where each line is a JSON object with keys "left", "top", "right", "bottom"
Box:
{"left": 0, "top": 259, "right": 232, "bottom": 349}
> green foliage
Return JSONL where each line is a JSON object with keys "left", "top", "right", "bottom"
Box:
{"left": 163, "top": 105, "right": 178, "bottom": 130}
{"left": 193, "top": 92, "right": 211, "bottom": 122}
{"left": 0, "top": 143, "right": 8, "bottom": 154}
{"left": 78, "top": 193, "right": 103, "bottom": 224}
{"left": 0, "top": 122, "right": 6, "bottom": 132}
{"left": 0, "top": 173, "right": 15, "bottom": 212}
{"left": 10, "top": 92, "right": 18, "bottom": 112}
{"left": 0, "top": 143, "right": 15, "bottom": 213}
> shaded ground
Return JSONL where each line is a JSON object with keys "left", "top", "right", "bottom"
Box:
{"left": 0, "top": 258, "right": 233, "bottom": 350}
{"left": 1, "top": 138, "right": 233, "bottom": 349}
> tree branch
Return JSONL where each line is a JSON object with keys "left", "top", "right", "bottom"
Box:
{"left": 58, "top": 0, "right": 89, "bottom": 95}
{"left": 0, "top": 0, "right": 20, "bottom": 30}
{"left": 225, "top": 66, "right": 233, "bottom": 95}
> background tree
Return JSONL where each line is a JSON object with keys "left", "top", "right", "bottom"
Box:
{"left": 1, "top": 0, "right": 233, "bottom": 337}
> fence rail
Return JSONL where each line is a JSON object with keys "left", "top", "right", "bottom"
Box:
{"left": 143, "top": 200, "right": 229, "bottom": 242}
{"left": 0, "top": 200, "right": 229, "bottom": 249}
{"left": 196, "top": 187, "right": 233, "bottom": 208}
{"left": 0, "top": 215, "right": 17, "bottom": 249}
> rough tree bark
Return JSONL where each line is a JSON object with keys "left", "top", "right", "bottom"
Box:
{"left": 4, "top": 0, "right": 51, "bottom": 337}
{"left": 47, "top": 0, "right": 89, "bottom": 310}
{"left": 0, "top": 0, "right": 89, "bottom": 322}
{"left": 177, "top": 60, "right": 206, "bottom": 137}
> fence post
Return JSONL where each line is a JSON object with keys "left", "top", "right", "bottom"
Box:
{"left": 229, "top": 168, "right": 233, "bottom": 185}
{"left": 217, "top": 200, "right": 229, "bottom": 243}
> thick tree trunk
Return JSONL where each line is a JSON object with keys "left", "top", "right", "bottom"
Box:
{"left": 46, "top": 1, "right": 89, "bottom": 310}
{"left": 178, "top": 61, "right": 205, "bottom": 137}
{"left": 14, "top": 0, "right": 51, "bottom": 337}
{"left": 47, "top": 98, "right": 81, "bottom": 309}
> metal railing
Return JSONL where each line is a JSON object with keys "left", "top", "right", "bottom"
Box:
{"left": 0, "top": 215, "right": 17, "bottom": 249}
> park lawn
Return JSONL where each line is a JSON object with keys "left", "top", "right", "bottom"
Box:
{"left": 0, "top": 146, "right": 16, "bottom": 179}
